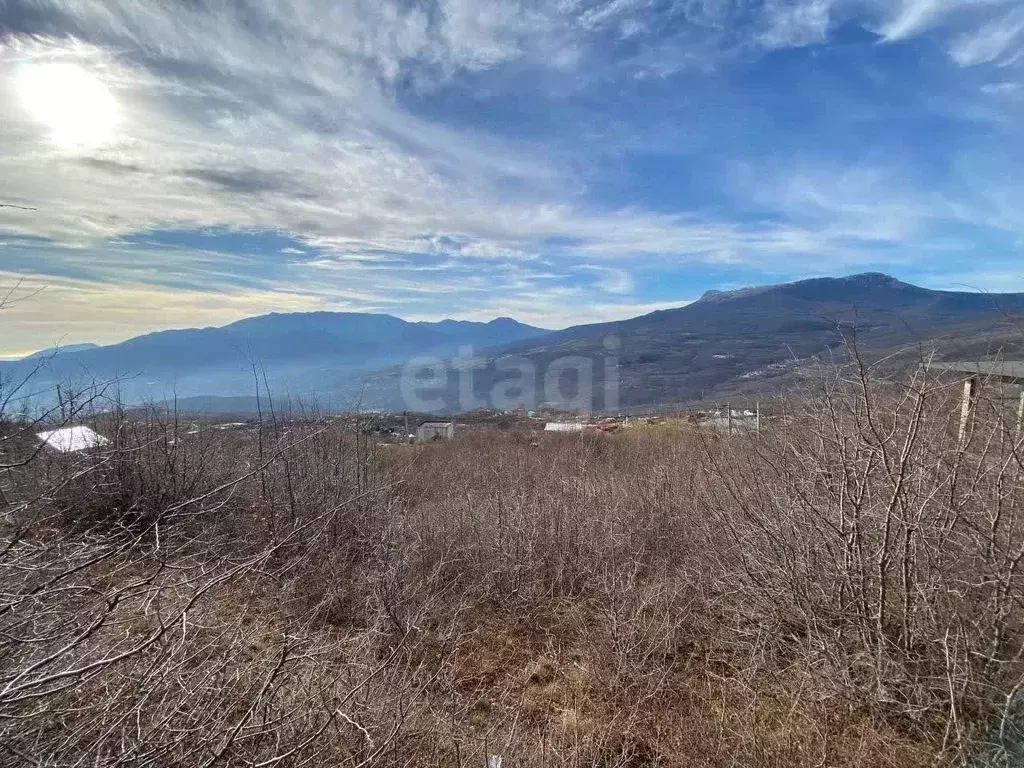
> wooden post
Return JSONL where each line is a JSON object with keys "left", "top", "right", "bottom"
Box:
{"left": 959, "top": 377, "right": 976, "bottom": 444}
{"left": 756, "top": 401, "right": 761, "bottom": 436}
{"left": 727, "top": 403, "right": 732, "bottom": 435}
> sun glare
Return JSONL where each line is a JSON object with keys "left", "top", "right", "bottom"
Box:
{"left": 16, "top": 61, "right": 117, "bottom": 148}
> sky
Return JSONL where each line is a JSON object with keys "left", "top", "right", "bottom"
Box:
{"left": 1, "top": 0, "right": 1024, "bottom": 357}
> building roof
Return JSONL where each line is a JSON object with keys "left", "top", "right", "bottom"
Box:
{"left": 932, "top": 362, "right": 1024, "bottom": 381}
{"left": 36, "top": 426, "right": 110, "bottom": 453}
{"left": 418, "top": 421, "right": 454, "bottom": 428}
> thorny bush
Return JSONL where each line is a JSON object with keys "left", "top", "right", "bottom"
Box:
{"left": 1, "top": 362, "right": 1023, "bottom": 766}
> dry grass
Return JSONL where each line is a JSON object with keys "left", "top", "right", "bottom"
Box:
{"left": 1, "top": 361, "right": 1023, "bottom": 766}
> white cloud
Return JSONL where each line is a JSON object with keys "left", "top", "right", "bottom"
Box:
{"left": 749, "top": 0, "right": 1024, "bottom": 55}
{"left": 878, "top": 0, "right": 948, "bottom": 41}
{"left": 914, "top": 269, "right": 1024, "bottom": 294}
{"left": 0, "top": 270, "right": 328, "bottom": 354}
{"left": 873, "top": 0, "right": 1024, "bottom": 60}
{"left": 982, "top": 81, "right": 1024, "bottom": 97}
{"left": 1, "top": 0, "right": 1024, "bottom": 355}
{"left": 578, "top": 265, "right": 636, "bottom": 294}
{"left": 0, "top": 23, "right": 920, "bottom": 284}
{"left": 758, "top": 0, "right": 836, "bottom": 50}
{"left": 949, "top": 7, "right": 1024, "bottom": 66}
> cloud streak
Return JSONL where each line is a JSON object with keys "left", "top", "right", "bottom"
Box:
{"left": 1, "top": 0, "right": 1023, "bottom": 354}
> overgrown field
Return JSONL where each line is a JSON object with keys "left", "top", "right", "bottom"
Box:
{"left": 2, "top": 367, "right": 1024, "bottom": 766}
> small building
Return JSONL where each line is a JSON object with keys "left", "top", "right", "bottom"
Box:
{"left": 543, "top": 422, "right": 589, "bottom": 433}
{"left": 416, "top": 421, "right": 455, "bottom": 443}
{"left": 697, "top": 406, "right": 761, "bottom": 434}
{"left": 36, "top": 425, "right": 110, "bottom": 454}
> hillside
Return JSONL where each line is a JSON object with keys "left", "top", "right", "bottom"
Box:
{"left": 21, "top": 343, "right": 102, "bottom": 360}
{"left": 0, "top": 312, "right": 548, "bottom": 407}
{"left": 361, "top": 273, "right": 1024, "bottom": 412}
{"left": 3, "top": 373, "right": 1023, "bottom": 765}
{"left": 7, "top": 273, "right": 1023, "bottom": 413}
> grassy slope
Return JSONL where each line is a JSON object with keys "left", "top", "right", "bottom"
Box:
{"left": 5, "top": 366, "right": 1024, "bottom": 764}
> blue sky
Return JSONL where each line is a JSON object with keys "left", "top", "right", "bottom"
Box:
{"left": 1, "top": 0, "right": 1024, "bottom": 356}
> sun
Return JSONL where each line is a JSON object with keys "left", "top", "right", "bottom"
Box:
{"left": 16, "top": 61, "right": 117, "bottom": 148}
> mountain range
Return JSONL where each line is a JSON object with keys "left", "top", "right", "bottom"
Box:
{"left": 497, "top": 271, "right": 1024, "bottom": 409}
{"left": 1, "top": 313, "right": 547, "bottom": 409}
{"left": 4, "top": 273, "right": 1023, "bottom": 414}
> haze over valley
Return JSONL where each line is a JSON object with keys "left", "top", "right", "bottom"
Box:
{"left": 6, "top": 272, "right": 1023, "bottom": 412}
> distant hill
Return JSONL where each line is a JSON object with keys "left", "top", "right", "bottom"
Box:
{"left": 7, "top": 274, "right": 1023, "bottom": 414}
{"left": 0, "top": 312, "right": 548, "bottom": 408}
{"left": 358, "top": 273, "right": 1024, "bottom": 413}
{"left": 21, "top": 343, "right": 101, "bottom": 360}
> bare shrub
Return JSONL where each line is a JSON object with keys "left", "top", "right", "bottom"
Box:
{"left": 2, "top": 358, "right": 1023, "bottom": 765}
{"left": 695, "top": 357, "right": 1024, "bottom": 760}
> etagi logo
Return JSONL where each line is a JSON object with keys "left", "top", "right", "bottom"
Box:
{"left": 400, "top": 336, "right": 621, "bottom": 413}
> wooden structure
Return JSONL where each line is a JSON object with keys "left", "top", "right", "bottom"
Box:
{"left": 932, "top": 362, "right": 1024, "bottom": 442}
{"left": 415, "top": 421, "right": 455, "bottom": 443}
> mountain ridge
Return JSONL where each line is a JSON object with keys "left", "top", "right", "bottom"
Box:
{"left": 5, "top": 273, "right": 1023, "bottom": 413}
{"left": 364, "top": 272, "right": 1024, "bottom": 413}
{"left": 3, "top": 312, "right": 549, "bottom": 406}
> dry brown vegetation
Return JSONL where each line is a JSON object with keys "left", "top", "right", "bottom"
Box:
{"left": 2, "top": 360, "right": 1024, "bottom": 766}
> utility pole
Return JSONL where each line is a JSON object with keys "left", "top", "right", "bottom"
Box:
{"left": 958, "top": 377, "right": 976, "bottom": 445}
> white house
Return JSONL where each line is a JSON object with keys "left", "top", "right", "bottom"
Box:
{"left": 36, "top": 426, "right": 110, "bottom": 453}
{"left": 543, "top": 422, "right": 590, "bottom": 433}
